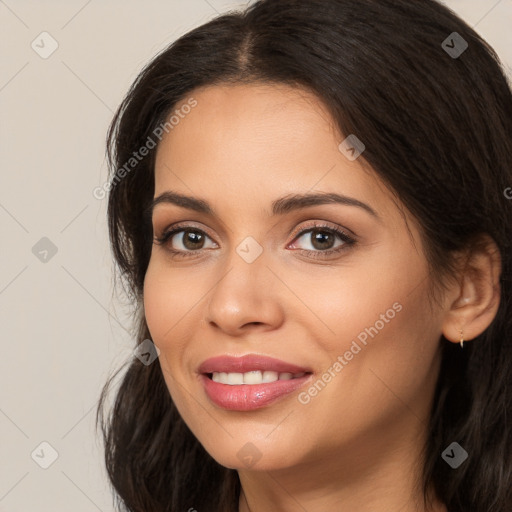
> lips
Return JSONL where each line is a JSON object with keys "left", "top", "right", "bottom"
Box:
{"left": 198, "top": 355, "right": 313, "bottom": 411}
{"left": 198, "top": 354, "right": 311, "bottom": 374}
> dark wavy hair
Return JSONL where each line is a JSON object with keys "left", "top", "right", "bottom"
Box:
{"left": 96, "top": 0, "right": 512, "bottom": 510}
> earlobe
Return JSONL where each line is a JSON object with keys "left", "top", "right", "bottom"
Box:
{"left": 441, "top": 235, "right": 502, "bottom": 346}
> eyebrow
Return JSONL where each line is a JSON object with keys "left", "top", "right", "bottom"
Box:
{"left": 145, "top": 190, "right": 379, "bottom": 220}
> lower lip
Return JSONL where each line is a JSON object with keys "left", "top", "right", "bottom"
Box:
{"left": 200, "top": 373, "right": 312, "bottom": 411}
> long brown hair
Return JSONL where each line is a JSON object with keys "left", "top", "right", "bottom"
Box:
{"left": 97, "top": 1, "right": 512, "bottom": 510}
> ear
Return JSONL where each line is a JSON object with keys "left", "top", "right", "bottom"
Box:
{"left": 442, "top": 234, "right": 502, "bottom": 345}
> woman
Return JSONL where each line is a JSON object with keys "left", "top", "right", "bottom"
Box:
{"left": 97, "top": 0, "right": 512, "bottom": 510}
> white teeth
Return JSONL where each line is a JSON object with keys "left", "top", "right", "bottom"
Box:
{"left": 211, "top": 370, "right": 306, "bottom": 385}
{"left": 227, "top": 372, "right": 244, "bottom": 385}
{"left": 262, "top": 371, "right": 279, "bottom": 383}
{"left": 244, "top": 371, "right": 263, "bottom": 384}
{"left": 212, "top": 372, "right": 227, "bottom": 383}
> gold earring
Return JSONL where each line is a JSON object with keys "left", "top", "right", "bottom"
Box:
{"left": 460, "top": 329, "right": 464, "bottom": 348}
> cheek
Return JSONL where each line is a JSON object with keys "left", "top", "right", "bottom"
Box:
{"left": 308, "top": 252, "right": 440, "bottom": 412}
{"left": 143, "top": 262, "right": 196, "bottom": 344}
{"left": 142, "top": 261, "right": 207, "bottom": 399}
{"left": 340, "top": 287, "right": 440, "bottom": 410}
{"left": 295, "top": 292, "right": 441, "bottom": 457}
{"left": 143, "top": 267, "right": 170, "bottom": 341}
{"left": 307, "top": 258, "right": 422, "bottom": 358}
{"left": 143, "top": 267, "right": 192, "bottom": 403}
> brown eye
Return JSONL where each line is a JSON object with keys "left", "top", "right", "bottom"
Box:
{"left": 155, "top": 227, "right": 218, "bottom": 254}
{"left": 309, "top": 230, "right": 337, "bottom": 250}
{"left": 291, "top": 227, "right": 352, "bottom": 252}
{"left": 180, "top": 230, "right": 206, "bottom": 250}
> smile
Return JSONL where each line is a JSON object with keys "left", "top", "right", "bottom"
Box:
{"left": 198, "top": 354, "right": 313, "bottom": 410}
{"left": 210, "top": 370, "right": 307, "bottom": 385}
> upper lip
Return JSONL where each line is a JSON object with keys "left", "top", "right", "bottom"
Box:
{"left": 198, "top": 354, "right": 311, "bottom": 374}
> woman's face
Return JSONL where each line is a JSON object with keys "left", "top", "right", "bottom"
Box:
{"left": 144, "top": 83, "right": 446, "bottom": 472}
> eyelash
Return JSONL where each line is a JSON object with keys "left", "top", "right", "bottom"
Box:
{"left": 153, "top": 221, "right": 357, "bottom": 260}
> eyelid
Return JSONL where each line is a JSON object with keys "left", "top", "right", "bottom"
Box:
{"left": 156, "top": 219, "right": 355, "bottom": 240}
{"left": 156, "top": 221, "right": 217, "bottom": 241}
{"left": 288, "top": 220, "right": 356, "bottom": 241}
{"left": 155, "top": 219, "right": 357, "bottom": 257}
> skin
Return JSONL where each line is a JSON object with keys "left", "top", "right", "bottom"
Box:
{"left": 143, "top": 83, "right": 501, "bottom": 512}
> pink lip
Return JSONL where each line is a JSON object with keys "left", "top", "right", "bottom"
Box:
{"left": 198, "top": 354, "right": 311, "bottom": 374}
{"left": 198, "top": 355, "right": 313, "bottom": 411}
{"left": 200, "top": 374, "right": 312, "bottom": 411}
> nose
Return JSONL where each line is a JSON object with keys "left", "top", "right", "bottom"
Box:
{"left": 205, "top": 252, "right": 285, "bottom": 336}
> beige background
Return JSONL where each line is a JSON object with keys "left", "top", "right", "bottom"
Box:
{"left": 1, "top": 1, "right": 511, "bottom": 510}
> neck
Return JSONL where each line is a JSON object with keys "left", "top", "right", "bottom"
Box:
{"left": 237, "top": 418, "right": 447, "bottom": 512}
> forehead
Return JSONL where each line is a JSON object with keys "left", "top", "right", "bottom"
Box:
{"left": 152, "top": 83, "right": 400, "bottom": 225}
{"left": 155, "top": 82, "right": 340, "bottom": 169}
